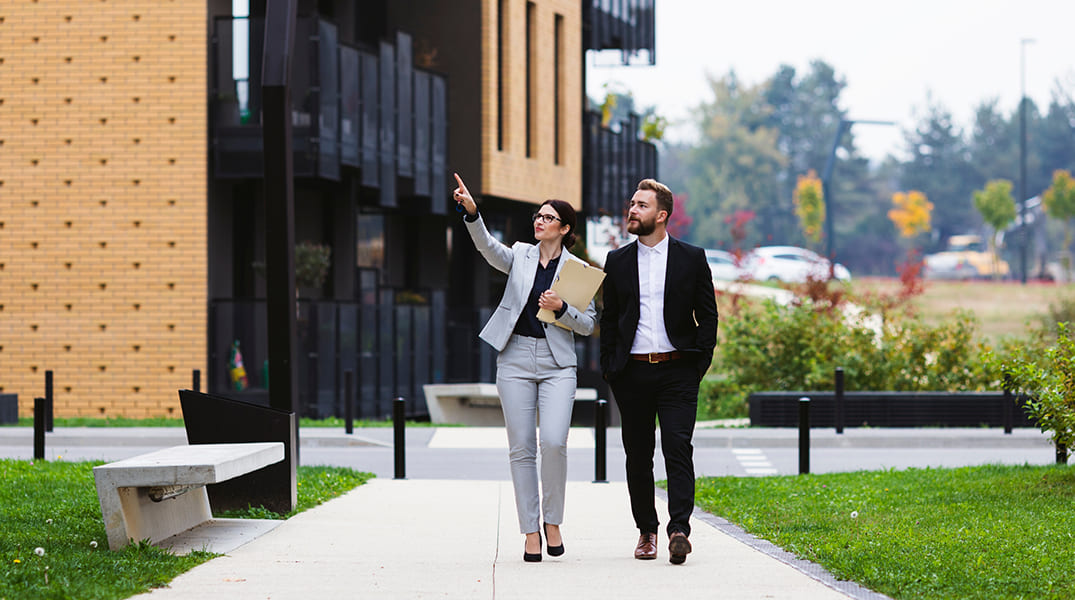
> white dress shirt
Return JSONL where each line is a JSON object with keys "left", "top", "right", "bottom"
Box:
{"left": 630, "top": 235, "right": 677, "bottom": 355}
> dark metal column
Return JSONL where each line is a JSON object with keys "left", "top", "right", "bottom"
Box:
{"left": 262, "top": 0, "right": 300, "bottom": 425}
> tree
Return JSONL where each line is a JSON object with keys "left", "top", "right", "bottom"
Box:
{"left": 666, "top": 193, "right": 693, "bottom": 239}
{"left": 967, "top": 99, "right": 1017, "bottom": 185}
{"left": 888, "top": 190, "right": 933, "bottom": 239}
{"left": 1038, "top": 87, "right": 1075, "bottom": 188}
{"left": 1042, "top": 169, "right": 1075, "bottom": 276}
{"left": 763, "top": 61, "right": 873, "bottom": 250}
{"left": 900, "top": 100, "right": 979, "bottom": 248}
{"left": 669, "top": 71, "right": 786, "bottom": 250}
{"left": 972, "top": 179, "right": 1016, "bottom": 279}
{"left": 793, "top": 170, "right": 825, "bottom": 246}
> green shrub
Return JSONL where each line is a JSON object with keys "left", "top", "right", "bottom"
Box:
{"left": 697, "top": 375, "right": 747, "bottom": 420}
{"left": 987, "top": 322, "right": 1075, "bottom": 455}
{"left": 713, "top": 297, "right": 995, "bottom": 412}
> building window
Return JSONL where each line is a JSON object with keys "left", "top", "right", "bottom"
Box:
{"left": 356, "top": 213, "right": 384, "bottom": 271}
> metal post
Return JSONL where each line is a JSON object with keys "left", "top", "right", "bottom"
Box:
{"left": 798, "top": 396, "right": 810, "bottom": 474}
{"left": 821, "top": 120, "right": 850, "bottom": 274}
{"left": 594, "top": 399, "right": 608, "bottom": 483}
{"left": 393, "top": 397, "right": 406, "bottom": 479}
{"left": 263, "top": 0, "right": 300, "bottom": 417}
{"left": 834, "top": 367, "right": 844, "bottom": 434}
{"left": 344, "top": 370, "right": 354, "bottom": 435}
{"left": 1002, "top": 375, "right": 1014, "bottom": 435}
{"left": 44, "top": 370, "right": 54, "bottom": 432}
{"left": 1019, "top": 39, "right": 1034, "bottom": 284}
{"left": 192, "top": 369, "right": 201, "bottom": 393}
{"left": 33, "top": 397, "right": 45, "bottom": 460}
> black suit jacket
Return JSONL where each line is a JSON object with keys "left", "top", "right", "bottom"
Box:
{"left": 600, "top": 237, "right": 719, "bottom": 382}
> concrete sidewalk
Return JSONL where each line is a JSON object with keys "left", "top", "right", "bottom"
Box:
{"left": 140, "top": 479, "right": 889, "bottom": 600}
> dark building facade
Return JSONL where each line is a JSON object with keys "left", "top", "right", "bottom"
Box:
{"left": 206, "top": 0, "right": 657, "bottom": 419}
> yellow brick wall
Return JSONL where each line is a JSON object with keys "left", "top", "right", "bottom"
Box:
{"left": 0, "top": 0, "right": 207, "bottom": 418}
{"left": 482, "top": 0, "right": 581, "bottom": 209}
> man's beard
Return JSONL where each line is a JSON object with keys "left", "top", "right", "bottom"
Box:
{"left": 627, "top": 216, "right": 657, "bottom": 236}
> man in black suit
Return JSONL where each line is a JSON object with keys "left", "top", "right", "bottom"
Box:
{"left": 600, "top": 178, "right": 718, "bottom": 565}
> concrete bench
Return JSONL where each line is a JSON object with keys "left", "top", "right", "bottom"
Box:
{"left": 93, "top": 442, "right": 284, "bottom": 552}
{"left": 423, "top": 383, "right": 598, "bottom": 426}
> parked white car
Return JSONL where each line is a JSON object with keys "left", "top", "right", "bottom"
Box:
{"left": 743, "top": 246, "right": 851, "bottom": 283}
{"left": 705, "top": 249, "right": 748, "bottom": 281}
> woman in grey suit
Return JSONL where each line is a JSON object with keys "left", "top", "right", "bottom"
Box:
{"left": 453, "top": 173, "right": 598, "bottom": 563}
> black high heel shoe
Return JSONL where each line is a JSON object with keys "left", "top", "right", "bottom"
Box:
{"left": 544, "top": 523, "right": 565, "bottom": 557}
{"left": 524, "top": 533, "right": 542, "bottom": 562}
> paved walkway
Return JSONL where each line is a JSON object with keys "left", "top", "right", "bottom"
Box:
{"left": 140, "top": 479, "right": 887, "bottom": 600}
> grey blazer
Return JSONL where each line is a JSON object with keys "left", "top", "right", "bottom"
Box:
{"left": 465, "top": 214, "right": 598, "bottom": 368}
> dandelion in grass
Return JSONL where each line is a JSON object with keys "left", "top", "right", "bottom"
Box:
{"left": 90, "top": 540, "right": 98, "bottom": 548}
{"left": 34, "top": 547, "right": 45, "bottom": 556}
{"left": 45, "top": 518, "right": 53, "bottom": 524}
{"left": 850, "top": 511, "right": 859, "bottom": 519}
{"left": 13, "top": 559, "right": 20, "bottom": 564}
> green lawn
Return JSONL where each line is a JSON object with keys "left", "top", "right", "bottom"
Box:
{"left": 694, "top": 464, "right": 1075, "bottom": 600}
{"left": 0, "top": 459, "right": 372, "bottom": 600}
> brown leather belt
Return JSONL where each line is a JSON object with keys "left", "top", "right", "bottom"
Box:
{"left": 629, "top": 351, "right": 683, "bottom": 364}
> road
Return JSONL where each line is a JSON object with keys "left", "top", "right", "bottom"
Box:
{"left": 0, "top": 426, "right": 1058, "bottom": 480}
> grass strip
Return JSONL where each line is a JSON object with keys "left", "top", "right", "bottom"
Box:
{"left": 694, "top": 464, "right": 1075, "bottom": 600}
{"left": 0, "top": 459, "right": 372, "bottom": 600}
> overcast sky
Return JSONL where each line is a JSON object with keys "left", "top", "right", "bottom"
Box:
{"left": 586, "top": 0, "right": 1075, "bottom": 163}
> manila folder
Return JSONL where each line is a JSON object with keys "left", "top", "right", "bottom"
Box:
{"left": 537, "top": 260, "right": 605, "bottom": 330}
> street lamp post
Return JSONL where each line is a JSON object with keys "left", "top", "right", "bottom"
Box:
{"left": 1019, "top": 38, "right": 1035, "bottom": 284}
{"left": 821, "top": 118, "right": 895, "bottom": 278}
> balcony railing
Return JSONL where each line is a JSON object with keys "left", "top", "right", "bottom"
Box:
{"left": 209, "top": 293, "right": 449, "bottom": 420}
{"left": 583, "top": 110, "right": 658, "bottom": 216}
{"left": 211, "top": 17, "right": 449, "bottom": 212}
{"left": 583, "top": 0, "right": 656, "bottom": 65}
{"left": 207, "top": 293, "right": 604, "bottom": 421}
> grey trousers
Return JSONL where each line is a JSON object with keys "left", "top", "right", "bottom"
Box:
{"left": 496, "top": 334, "right": 577, "bottom": 534}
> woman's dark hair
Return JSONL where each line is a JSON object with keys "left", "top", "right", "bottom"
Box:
{"left": 541, "top": 199, "right": 577, "bottom": 249}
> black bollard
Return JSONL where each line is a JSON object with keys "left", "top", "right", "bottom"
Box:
{"left": 33, "top": 397, "right": 46, "bottom": 460}
{"left": 44, "top": 371, "right": 54, "bottom": 432}
{"left": 344, "top": 370, "right": 354, "bottom": 435}
{"left": 594, "top": 399, "right": 608, "bottom": 483}
{"left": 393, "top": 397, "right": 406, "bottom": 479}
{"left": 1002, "top": 376, "right": 1014, "bottom": 435}
{"left": 192, "top": 369, "right": 201, "bottom": 393}
{"left": 834, "top": 367, "right": 844, "bottom": 434}
{"left": 798, "top": 396, "right": 810, "bottom": 474}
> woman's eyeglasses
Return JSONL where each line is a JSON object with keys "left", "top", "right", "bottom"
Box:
{"left": 532, "top": 212, "right": 562, "bottom": 224}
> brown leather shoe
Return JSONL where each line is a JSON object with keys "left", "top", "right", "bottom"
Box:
{"left": 668, "top": 532, "right": 692, "bottom": 564}
{"left": 634, "top": 533, "right": 658, "bottom": 560}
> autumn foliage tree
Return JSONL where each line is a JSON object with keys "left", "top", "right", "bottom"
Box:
{"left": 666, "top": 194, "right": 694, "bottom": 239}
{"left": 793, "top": 170, "right": 824, "bottom": 246}
{"left": 888, "top": 190, "right": 933, "bottom": 296}
{"left": 973, "top": 179, "right": 1017, "bottom": 280}
{"left": 888, "top": 190, "right": 933, "bottom": 238}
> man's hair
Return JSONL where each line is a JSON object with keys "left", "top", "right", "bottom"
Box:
{"left": 637, "top": 178, "right": 673, "bottom": 217}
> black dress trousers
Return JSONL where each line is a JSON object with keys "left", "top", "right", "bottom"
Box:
{"left": 611, "top": 356, "right": 699, "bottom": 537}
